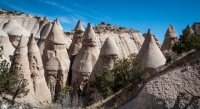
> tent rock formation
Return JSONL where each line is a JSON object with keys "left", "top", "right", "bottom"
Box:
{"left": 28, "top": 34, "right": 51, "bottom": 104}
{"left": 43, "top": 19, "right": 70, "bottom": 99}
{"left": 138, "top": 29, "right": 166, "bottom": 75}
{"left": 71, "top": 23, "right": 100, "bottom": 94}
{"left": 161, "top": 25, "right": 178, "bottom": 52}
{"left": 90, "top": 36, "right": 119, "bottom": 81}
{"left": 68, "top": 20, "right": 85, "bottom": 59}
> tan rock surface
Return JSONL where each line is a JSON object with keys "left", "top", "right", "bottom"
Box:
{"left": 71, "top": 23, "right": 100, "bottom": 93}
{"left": 28, "top": 34, "right": 51, "bottom": 104}
{"left": 161, "top": 25, "right": 178, "bottom": 51}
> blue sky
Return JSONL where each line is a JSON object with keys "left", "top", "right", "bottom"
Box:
{"left": 0, "top": 0, "right": 200, "bottom": 42}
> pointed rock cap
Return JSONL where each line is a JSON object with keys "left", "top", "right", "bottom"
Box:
{"left": 0, "top": 29, "right": 10, "bottom": 43}
{"left": 48, "top": 19, "right": 66, "bottom": 44}
{"left": 185, "top": 25, "right": 194, "bottom": 34}
{"left": 83, "top": 23, "right": 96, "bottom": 40}
{"left": 28, "top": 33, "right": 39, "bottom": 53}
{"left": 74, "top": 20, "right": 85, "bottom": 32}
{"left": 3, "top": 19, "right": 19, "bottom": 33}
{"left": 101, "top": 36, "right": 119, "bottom": 56}
{"left": 165, "top": 25, "right": 178, "bottom": 39}
{"left": 0, "top": 29, "right": 8, "bottom": 37}
{"left": 147, "top": 29, "right": 151, "bottom": 35}
{"left": 56, "top": 18, "right": 63, "bottom": 31}
{"left": 14, "top": 35, "right": 28, "bottom": 55}
{"left": 7, "top": 23, "right": 30, "bottom": 37}
{"left": 138, "top": 30, "right": 166, "bottom": 68}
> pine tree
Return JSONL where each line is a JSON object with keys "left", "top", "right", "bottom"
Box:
{"left": 172, "top": 30, "right": 200, "bottom": 54}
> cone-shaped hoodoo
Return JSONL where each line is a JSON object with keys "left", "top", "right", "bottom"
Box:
{"left": 161, "top": 25, "right": 178, "bottom": 51}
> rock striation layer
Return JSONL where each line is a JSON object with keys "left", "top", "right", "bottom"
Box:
{"left": 161, "top": 25, "right": 178, "bottom": 52}
{"left": 71, "top": 23, "right": 100, "bottom": 94}
{"left": 28, "top": 34, "right": 51, "bottom": 104}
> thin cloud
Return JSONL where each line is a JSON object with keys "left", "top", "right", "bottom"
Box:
{"left": 59, "top": 17, "right": 71, "bottom": 24}
{"left": 42, "top": 1, "right": 110, "bottom": 21}
{"left": 45, "top": 1, "right": 58, "bottom": 6}
{"left": 2, "top": 1, "right": 45, "bottom": 17}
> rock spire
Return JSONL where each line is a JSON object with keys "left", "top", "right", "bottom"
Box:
{"left": 161, "top": 25, "right": 178, "bottom": 51}
{"left": 43, "top": 19, "right": 70, "bottom": 99}
{"left": 138, "top": 29, "right": 166, "bottom": 75}
{"left": 12, "top": 35, "right": 35, "bottom": 98}
{"left": 185, "top": 25, "right": 194, "bottom": 34}
{"left": 28, "top": 34, "right": 51, "bottom": 104}
{"left": 90, "top": 36, "right": 119, "bottom": 81}
{"left": 68, "top": 20, "right": 85, "bottom": 59}
{"left": 71, "top": 23, "right": 100, "bottom": 94}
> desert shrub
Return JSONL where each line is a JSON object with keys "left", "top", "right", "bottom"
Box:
{"left": 119, "top": 27, "right": 125, "bottom": 30}
{"left": 100, "top": 22, "right": 105, "bottom": 25}
{"left": 107, "top": 24, "right": 111, "bottom": 26}
{"left": 90, "top": 67, "right": 115, "bottom": 97}
{"left": 172, "top": 30, "right": 200, "bottom": 54}
{"left": 90, "top": 54, "right": 145, "bottom": 98}
{"left": 56, "top": 86, "right": 82, "bottom": 108}
{"left": 163, "top": 51, "right": 178, "bottom": 64}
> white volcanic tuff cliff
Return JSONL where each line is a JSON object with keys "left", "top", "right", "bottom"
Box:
{"left": 0, "top": 15, "right": 63, "bottom": 41}
{"left": 96, "top": 32, "right": 144, "bottom": 59}
{"left": 121, "top": 50, "right": 200, "bottom": 109}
